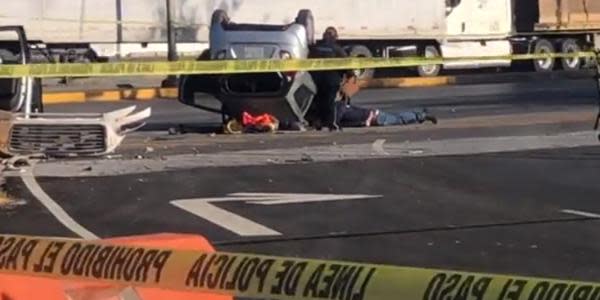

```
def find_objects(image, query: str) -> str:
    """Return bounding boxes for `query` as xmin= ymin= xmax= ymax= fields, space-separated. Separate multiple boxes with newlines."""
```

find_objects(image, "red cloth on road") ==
xmin=242 ymin=112 xmax=278 ymax=127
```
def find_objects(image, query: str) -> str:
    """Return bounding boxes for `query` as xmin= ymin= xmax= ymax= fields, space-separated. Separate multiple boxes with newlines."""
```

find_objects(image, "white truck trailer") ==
xmin=0 ymin=0 xmax=599 ymax=77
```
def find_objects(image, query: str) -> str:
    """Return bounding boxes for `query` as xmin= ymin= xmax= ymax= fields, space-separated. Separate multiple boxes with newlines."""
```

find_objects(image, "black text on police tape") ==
xmin=0 ymin=237 xmax=40 ymax=272
xmin=0 ymin=237 xmax=172 ymax=284
xmin=424 ymin=273 xmax=600 ymax=300
xmin=186 ymin=253 xmax=376 ymax=300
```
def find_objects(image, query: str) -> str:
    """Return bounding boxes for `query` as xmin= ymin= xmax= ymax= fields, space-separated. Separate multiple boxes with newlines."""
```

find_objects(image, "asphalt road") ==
xmin=4 ymin=146 xmax=600 ymax=281
xmin=3 ymin=76 xmax=600 ymax=283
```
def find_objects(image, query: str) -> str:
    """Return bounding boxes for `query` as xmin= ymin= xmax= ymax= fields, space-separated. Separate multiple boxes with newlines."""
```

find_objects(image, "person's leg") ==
xmin=322 ymin=83 xmax=341 ymax=130
xmin=375 ymin=109 xmax=436 ymax=126
xmin=334 ymin=101 xmax=349 ymax=126
xmin=339 ymin=104 xmax=373 ymax=127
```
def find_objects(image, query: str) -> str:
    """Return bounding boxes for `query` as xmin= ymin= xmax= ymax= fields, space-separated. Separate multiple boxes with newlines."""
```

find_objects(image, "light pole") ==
xmin=116 ymin=0 xmax=123 ymax=58
xmin=162 ymin=0 xmax=179 ymax=87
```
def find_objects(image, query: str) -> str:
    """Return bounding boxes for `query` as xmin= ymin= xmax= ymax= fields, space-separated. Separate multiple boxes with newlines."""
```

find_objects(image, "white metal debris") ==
xmin=0 ymin=105 xmax=151 ymax=157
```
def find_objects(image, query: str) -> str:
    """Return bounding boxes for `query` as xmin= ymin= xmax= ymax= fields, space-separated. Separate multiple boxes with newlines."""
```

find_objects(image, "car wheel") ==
xmin=211 ymin=9 xmax=230 ymax=27
xmin=197 ymin=49 xmax=211 ymax=61
xmin=295 ymin=9 xmax=315 ymax=45
xmin=560 ymin=39 xmax=582 ymax=71
xmin=348 ymin=45 xmax=375 ymax=80
xmin=533 ymin=39 xmax=555 ymax=72
xmin=417 ymin=45 xmax=442 ymax=77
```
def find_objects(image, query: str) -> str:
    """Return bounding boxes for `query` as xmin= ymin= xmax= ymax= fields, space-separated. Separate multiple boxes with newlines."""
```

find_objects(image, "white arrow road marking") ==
xmin=171 ymin=193 xmax=381 ymax=237
xmin=561 ymin=209 xmax=600 ymax=219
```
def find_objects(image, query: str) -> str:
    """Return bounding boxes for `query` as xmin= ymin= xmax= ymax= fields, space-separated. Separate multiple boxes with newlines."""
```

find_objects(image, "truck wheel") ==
xmin=417 ymin=45 xmax=441 ymax=77
xmin=295 ymin=9 xmax=315 ymax=45
xmin=211 ymin=9 xmax=230 ymax=27
xmin=560 ymin=39 xmax=582 ymax=71
xmin=348 ymin=45 xmax=375 ymax=80
xmin=533 ymin=39 xmax=555 ymax=72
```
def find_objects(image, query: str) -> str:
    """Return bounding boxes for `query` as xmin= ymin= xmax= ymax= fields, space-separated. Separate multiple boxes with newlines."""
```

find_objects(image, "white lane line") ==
xmin=21 ymin=167 xmax=98 ymax=240
xmin=561 ymin=209 xmax=600 ymax=219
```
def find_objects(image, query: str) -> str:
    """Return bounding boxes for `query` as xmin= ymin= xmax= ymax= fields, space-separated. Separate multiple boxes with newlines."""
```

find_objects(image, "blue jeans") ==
xmin=375 ymin=109 xmax=426 ymax=126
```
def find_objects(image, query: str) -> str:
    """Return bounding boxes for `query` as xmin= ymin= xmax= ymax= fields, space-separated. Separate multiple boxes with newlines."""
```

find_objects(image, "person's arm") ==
xmin=332 ymin=44 xmax=348 ymax=58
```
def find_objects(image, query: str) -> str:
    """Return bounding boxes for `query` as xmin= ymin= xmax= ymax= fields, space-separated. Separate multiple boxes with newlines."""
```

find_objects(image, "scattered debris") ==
xmin=1 ymin=106 xmax=151 ymax=157
xmin=301 ymin=153 xmax=314 ymax=162
xmin=407 ymin=150 xmax=425 ymax=155
xmin=0 ymin=198 xmax=27 ymax=211
xmin=372 ymin=139 xmax=389 ymax=156
xmin=5 ymin=156 xmax=31 ymax=171
xmin=168 ymin=126 xmax=185 ymax=135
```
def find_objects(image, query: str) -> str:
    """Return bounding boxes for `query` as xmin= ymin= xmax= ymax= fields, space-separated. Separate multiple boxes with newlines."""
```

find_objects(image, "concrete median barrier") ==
xmin=41 ymin=69 xmax=594 ymax=104
xmin=42 ymin=77 xmax=455 ymax=104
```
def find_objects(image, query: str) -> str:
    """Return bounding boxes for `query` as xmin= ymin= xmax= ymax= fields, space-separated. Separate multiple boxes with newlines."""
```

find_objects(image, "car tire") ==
xmin=417 ymin=45 xmax=442 ymax=77
xmin=295 ymin=9 xmax=315 ymax=45
xmin=560 ymin=39 xmax=582 ymax=71
xmin=348 ymin=45 xmax=375 ymax=80
xmin=211 ymin=9 xmax=230 ymax=27
xmin=533 ymin=39 xmax=555 ymax=72
xmin=197 ymin=49 xmax=211 ymax=61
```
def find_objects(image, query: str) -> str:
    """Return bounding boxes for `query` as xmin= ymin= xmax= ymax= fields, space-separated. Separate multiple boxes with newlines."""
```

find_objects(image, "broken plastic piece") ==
xmin=0 ymin=106 xmax=151 ymax=157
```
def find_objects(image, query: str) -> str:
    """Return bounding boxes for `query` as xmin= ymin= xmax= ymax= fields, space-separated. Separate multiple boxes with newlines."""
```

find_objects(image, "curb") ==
xmin=43 ymin=87 xmax=178 ymax=104
xmin=41 ymin=70 xmax=593 ymax=104
xmin=42 ymin=77 xmax=454 ymax=104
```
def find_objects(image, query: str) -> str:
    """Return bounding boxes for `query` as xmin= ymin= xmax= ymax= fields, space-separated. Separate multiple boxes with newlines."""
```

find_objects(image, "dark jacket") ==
xmin=309 ymin=40 xmax=350 ymax=83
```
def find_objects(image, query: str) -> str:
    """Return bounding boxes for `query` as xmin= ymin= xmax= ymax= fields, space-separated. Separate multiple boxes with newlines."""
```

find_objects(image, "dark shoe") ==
xmin=328 ymin=123 xmax=342 ymax=132
xmin=312 ymin=120 xmax=324 ymax=131
xmin=424 ymin=115 xmax=438 ymax=125
xmin=290 ymin=122 xmax=307 ymax=132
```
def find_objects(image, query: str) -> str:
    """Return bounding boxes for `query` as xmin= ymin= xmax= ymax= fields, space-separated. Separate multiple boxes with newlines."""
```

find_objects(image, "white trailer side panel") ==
xmin=0 ymin=0 xmax=170 ymax=43
xmin=446 ymin=0 xmax=513 ymax=38
xmin=214 ymin=0 xmax=447 ymax=40
xmin=0 ymin=0 xmax=447 ymax=43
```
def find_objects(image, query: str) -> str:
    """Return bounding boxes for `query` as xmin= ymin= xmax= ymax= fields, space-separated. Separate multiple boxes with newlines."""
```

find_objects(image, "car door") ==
xmin=0 ymin=26 xmax=42 ymax=113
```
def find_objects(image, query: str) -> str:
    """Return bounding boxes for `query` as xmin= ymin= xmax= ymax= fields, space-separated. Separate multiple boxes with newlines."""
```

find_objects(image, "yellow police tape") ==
xmin=1 ymin=234 xmax=600 ymax=300
xmin=0 ymin=52 xmax=596 ymax=78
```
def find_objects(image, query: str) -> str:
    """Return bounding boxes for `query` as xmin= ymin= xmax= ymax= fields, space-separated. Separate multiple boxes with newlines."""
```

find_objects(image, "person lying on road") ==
xmin=333 ymin=73 xmax=437 ymax=128
xmin=335 ymin=101 xmax=438 ymax=128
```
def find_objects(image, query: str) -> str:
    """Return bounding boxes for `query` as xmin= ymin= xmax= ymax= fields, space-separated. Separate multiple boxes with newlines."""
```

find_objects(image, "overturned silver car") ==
xmin=179 ymin=9 xmax=317 ymax=128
